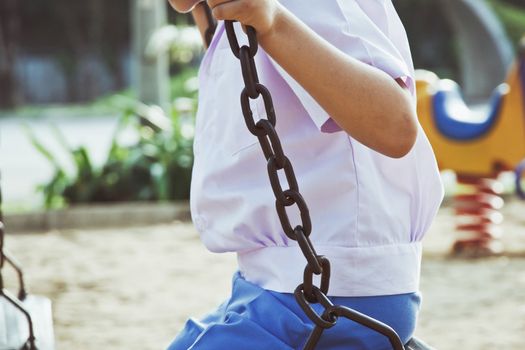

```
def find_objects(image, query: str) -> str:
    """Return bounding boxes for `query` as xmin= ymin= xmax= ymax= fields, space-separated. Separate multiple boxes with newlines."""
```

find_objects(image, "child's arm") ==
xmin=208 ymin=0 xmax=417 ymax=158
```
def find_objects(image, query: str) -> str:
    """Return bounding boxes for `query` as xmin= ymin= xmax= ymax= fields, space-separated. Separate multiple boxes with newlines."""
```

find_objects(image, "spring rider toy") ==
xmin=416 ymin=39 xmax=525 ymax=256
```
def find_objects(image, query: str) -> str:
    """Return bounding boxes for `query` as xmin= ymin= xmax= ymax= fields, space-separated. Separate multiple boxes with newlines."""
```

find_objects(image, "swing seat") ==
xmin=432 ymin=79 xmax=508 ymax=141
xmin=0 ymin=294 xmax=55 ymax=350
xmin=406 ymin=337 xmax=435 ymax=350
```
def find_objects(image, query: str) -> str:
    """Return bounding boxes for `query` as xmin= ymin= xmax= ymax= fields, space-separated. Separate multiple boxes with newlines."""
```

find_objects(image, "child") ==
xmin=167 ymin=0 xmax=444 ymax=349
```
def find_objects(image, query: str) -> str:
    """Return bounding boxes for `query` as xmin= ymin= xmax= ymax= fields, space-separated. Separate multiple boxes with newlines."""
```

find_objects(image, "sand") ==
xmin=2 ymin=200 xmax=525 ymax=350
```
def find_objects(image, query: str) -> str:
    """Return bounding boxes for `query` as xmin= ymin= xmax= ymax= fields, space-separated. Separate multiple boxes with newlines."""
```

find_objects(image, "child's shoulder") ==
xmin=279 ymin=0 xmax=405 ymax=44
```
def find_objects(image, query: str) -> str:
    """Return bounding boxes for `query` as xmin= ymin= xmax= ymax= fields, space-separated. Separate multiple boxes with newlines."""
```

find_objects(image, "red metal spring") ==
xmin=452 ymin=176 xmax=505 ymax=257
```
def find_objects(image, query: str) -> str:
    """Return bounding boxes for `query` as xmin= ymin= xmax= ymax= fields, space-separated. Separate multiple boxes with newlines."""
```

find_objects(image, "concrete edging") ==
xmin=4 ymin=201 xmax=191 ymax=233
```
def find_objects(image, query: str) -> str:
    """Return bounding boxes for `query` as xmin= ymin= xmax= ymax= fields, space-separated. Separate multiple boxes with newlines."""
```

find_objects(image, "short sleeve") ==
xmin=266 ymin=0 xmax=415 ymax=132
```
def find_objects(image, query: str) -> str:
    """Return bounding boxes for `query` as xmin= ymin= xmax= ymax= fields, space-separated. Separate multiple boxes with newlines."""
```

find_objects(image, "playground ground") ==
xmin=3 ymin=200 xmax=525 ymax=350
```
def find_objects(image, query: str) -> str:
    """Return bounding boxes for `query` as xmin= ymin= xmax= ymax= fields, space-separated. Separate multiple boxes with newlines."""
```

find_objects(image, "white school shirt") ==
xmin=190 ymin=0 xmax=444 ymax=296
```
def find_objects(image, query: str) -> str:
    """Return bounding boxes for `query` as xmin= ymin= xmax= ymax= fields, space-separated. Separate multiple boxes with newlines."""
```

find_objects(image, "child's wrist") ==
xmin=258 ymin=3 xmax=287 ymax=46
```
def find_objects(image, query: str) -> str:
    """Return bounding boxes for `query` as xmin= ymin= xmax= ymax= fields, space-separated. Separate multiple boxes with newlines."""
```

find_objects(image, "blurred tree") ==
xmin=0 ymin=0 xmax=21 ymax=107
xmin=2 ymin=0 xmax=133 ymax=105
xmin=394 ymin=0 xmax=460 ymax=79
xmin=395 ymin=0 xmax=525 ymax=82
xmin=0 ymin=0 xmax=193 ymax=107
xmin=3 ymin=0 xmax=522 ymax=107
xmin=488 ymin=0 xmax=525 ymax=49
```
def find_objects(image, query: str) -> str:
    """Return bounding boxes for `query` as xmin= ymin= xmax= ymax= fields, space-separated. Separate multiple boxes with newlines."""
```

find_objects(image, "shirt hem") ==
xmin=237 ymin=242 xmax=422 ymax=297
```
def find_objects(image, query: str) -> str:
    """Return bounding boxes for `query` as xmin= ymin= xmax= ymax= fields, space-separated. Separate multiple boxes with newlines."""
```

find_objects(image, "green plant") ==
xmin=24 ymin=19 xmax=202 ymax=209
xmin=488 ymin=0 xmax=525 ymax=51
xmin=27 ymin=94 xmax=197 ymax=208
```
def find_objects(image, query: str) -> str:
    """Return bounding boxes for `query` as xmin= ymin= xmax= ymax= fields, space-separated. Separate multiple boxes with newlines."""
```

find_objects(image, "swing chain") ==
xmin=224 ymin=20 xmax=330 ymax=349
xmin=224 ymin=20 xmax=325 ymax=288
xmin=1 ymin=175 xmax=5 ymax=283
xmin=224 ymin=20 xmax=405 ymax=350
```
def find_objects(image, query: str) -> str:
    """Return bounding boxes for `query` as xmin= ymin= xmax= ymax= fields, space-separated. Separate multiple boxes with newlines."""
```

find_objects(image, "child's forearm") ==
xmin=258 ymin=5 xmax=417 ymax=158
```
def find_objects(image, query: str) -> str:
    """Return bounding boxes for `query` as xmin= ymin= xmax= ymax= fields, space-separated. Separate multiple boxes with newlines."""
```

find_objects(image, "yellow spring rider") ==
xmin=415 ymin=40 xmax=525 ymax=256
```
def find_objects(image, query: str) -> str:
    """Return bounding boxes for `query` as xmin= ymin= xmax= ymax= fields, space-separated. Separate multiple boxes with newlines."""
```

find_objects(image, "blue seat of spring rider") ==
xmin=432 ymin=79 xmax=509 ymax=141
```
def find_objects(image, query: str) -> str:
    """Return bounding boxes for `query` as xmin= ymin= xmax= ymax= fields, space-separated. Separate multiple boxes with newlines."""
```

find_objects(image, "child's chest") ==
xmin=194 ymin=23 xmax=312 ymax=160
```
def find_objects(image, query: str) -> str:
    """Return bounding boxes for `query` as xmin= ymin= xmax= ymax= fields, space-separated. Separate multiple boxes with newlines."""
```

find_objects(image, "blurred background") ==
xmin=1 ymin=0 xmax=525 ymax=349
xmin=0 ymin=0 xmax=524 ymax=211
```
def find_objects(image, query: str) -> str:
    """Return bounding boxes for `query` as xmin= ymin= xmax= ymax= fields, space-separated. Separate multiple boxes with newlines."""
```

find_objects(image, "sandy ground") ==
xmin=2 ymin=201 xmax=525 ymax=350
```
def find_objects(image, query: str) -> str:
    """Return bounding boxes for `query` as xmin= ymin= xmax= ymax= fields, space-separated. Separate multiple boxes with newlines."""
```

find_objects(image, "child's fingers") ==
xmin=207 ymin=0 xmax=275 ymax=36
xmin=207 ymin=0 xmax=252 ymax=22
xmin=207 ymin=0 xmax=237 ymax=7
xmin=169 ymin=0 xmax=205 ymax=13
xmin=208 ymin=0 xmax=241 ymax=21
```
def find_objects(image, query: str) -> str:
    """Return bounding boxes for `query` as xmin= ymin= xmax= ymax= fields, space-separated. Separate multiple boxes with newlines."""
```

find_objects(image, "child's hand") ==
xmin=207 ymin=0 xmax=282 ymax=37
xmin=168 ymin=0 xmax=204 ymax=13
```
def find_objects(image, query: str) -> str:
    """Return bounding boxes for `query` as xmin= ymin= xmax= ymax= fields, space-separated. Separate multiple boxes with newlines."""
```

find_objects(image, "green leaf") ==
xmin=23 ymin=124 xmax=63 ymax=170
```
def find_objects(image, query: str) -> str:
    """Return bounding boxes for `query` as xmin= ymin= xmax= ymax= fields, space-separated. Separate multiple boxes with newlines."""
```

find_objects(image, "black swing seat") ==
xmin=0 ymin=293 xmax=55 ymax=350
xmin=406 ymin=337 xmax=435 ymax=350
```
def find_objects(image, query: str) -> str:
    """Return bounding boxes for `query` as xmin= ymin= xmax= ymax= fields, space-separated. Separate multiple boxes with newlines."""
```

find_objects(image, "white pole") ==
xmin=132 ymin=0 xmax=170 ymax=110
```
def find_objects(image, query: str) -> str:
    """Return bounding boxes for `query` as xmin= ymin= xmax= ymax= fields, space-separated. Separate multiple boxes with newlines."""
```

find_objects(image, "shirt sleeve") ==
xmin=266 ymin=0 xmax=415 ymax=133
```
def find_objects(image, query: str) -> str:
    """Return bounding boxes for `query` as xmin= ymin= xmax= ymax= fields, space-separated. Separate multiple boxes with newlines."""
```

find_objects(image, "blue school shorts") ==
xmin=167 ymin=272 xmax=420 ymax=350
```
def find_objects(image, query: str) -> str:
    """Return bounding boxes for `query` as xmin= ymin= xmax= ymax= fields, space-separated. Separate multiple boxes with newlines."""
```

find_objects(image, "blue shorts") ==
xmin=167 ymin=272 xmax=420 ymax=350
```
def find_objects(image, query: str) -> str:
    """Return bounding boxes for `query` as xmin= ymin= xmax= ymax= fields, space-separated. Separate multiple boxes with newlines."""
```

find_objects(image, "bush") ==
xmin=26 ymin=23 xmax=201 ymax=208
xmin=488 ymin=0 xmax=525 ymax=50
xmin=28 ymin=89 xmax=197 ymax=208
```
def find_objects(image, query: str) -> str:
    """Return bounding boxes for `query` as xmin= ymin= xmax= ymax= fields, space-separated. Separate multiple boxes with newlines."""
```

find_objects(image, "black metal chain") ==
xmin=0 ymin=176 xmax=37 ymax=349
xmin=0 ymin=173 xmax=5 ymax=287
xmin=223 ymin=20 xmax=406 ymax=350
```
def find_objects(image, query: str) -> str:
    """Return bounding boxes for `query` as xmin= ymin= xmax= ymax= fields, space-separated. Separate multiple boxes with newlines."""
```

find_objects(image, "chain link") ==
xmin=0 ymin=171 xmax=37 ymax=349
xmin=302 ymin=255 xmax=330 ymax=301
xmin=267 ymin=155 xmax=298 ymax=206
xmin=240 ymin=46 xmax=260 ymax=98
xmin=241 ymin=84 xmax=276 ymax=136
xmin=222 ymin=19 xmax=405 ymax=350
xmin=0 ymin=173 xmax=5 ymax=276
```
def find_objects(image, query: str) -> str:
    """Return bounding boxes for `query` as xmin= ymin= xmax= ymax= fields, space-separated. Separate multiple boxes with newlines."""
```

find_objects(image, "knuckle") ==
xmin=212 ymin=6 xmax=223 ymax=19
